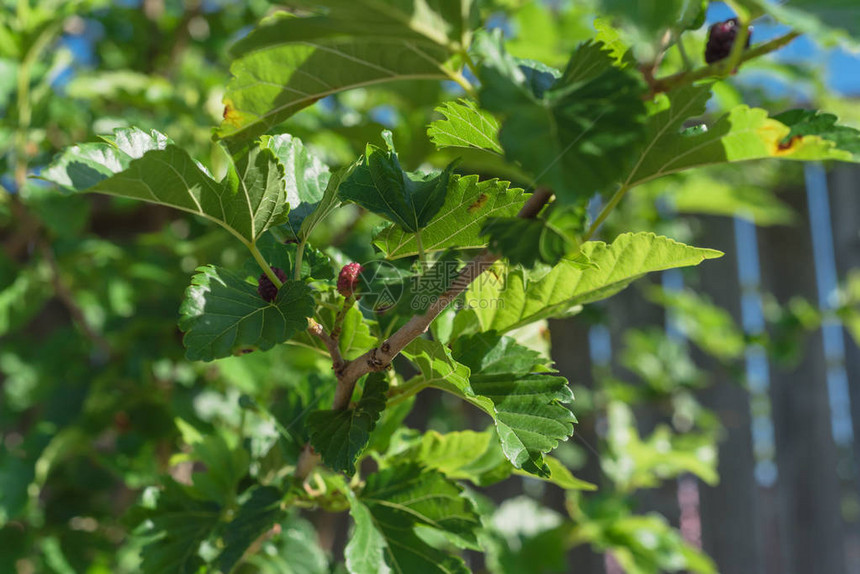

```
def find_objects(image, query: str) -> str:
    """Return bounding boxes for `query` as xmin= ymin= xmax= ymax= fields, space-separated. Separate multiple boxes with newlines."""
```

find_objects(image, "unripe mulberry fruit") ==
xmin=257 ymin=267 xmax=288 ymax=302
xmin=337 ymin=263 xmax=363 ymax=298
xmin=705 ymin=18 xmax=752 ymax=64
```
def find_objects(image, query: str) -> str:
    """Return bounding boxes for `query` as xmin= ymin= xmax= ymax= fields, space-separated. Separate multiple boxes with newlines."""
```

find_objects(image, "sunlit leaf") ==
xmin=467 ymin=232 xmax=723 ymax=333
xmin=43 ymin=128 xmax=289 ymax=245
xmin=427 ymin=98 xmax=503 ymax=154
xmin=373 ymin=174 xmax=526 ymax=258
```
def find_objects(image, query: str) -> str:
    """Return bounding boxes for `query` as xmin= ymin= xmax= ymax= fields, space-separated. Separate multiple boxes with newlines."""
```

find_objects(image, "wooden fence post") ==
xmin=827 ymin=164 xmax=860 ymax=571
xmin=694 ymin=215 xmax=766 ymax=573
xmin=550 ymin=317 xmax=605 ymax=573
xmin=606 ymin=281 xmax=682 ymax=526
xmin=757 ymin=186 xmax=846 ymax=574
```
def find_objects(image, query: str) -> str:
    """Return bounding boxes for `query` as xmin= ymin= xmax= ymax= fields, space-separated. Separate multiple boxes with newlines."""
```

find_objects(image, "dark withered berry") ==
xmin=337 ymin=262 xmax=364 ymax=298
xmin=257 ymin=267 xmax=288 ymax=302
xmin=705 ymin=18 xmax=752 ymax=64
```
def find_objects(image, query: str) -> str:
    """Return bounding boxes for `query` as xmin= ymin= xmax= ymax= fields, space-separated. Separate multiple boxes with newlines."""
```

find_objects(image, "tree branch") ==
xmin=648 ymin=30 xmax=801 ymax=96
xmin=308 ymin=318 xmax=345 ymax=374
xmin=294 ymin=187 xmax=554 ymax=480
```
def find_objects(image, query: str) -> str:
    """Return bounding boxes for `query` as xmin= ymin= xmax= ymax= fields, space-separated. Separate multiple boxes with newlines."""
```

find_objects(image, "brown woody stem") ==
xmin=648 ymin=30 xmax=801 ymax=96
xmin=293 ymin=187 xmax=553 ymax=480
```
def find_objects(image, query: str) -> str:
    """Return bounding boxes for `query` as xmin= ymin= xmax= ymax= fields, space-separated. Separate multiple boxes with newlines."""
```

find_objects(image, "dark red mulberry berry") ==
xmin=257 ymin=267 xmax=288 ymax=302
xmin=705 ymin=18 xmax=752 ymax=64
xmin=337 ymin=263 xmax=363 ymax=298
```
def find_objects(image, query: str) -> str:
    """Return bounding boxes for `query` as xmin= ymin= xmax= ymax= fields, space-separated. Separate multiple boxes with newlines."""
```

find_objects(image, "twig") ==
xmin=308 ymin=318 xmax=345 ymax=374
xmin=640 ymin=30 xmax=673 ymax=88
xmin=293 ymin=188 xmax=554 ymax=480
xmin=648 ymin=30 xmax=801 ymax=96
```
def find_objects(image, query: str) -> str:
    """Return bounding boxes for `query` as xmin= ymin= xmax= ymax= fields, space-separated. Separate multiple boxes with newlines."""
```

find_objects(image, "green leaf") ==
xmin=340 ymin=132 xmax=456 ymax=233
xmin=135 ymin=480 xmax=221 ymax=574
xmin=373 ymin=174 xmax=527 ymax=259
xmin=774 ymin=109 xmax=860 ymax=155
xmin=217 ymin=486 xmax=286 ymax=574
xmin=178 ymin=265 xmax=315 ymax=362
xmin=467 ymin=232 xmax=723 ymax=333
xmin=451 ymin=332 xmax=544 ymax=375
xmin=403 ymin=338 xmax=575 ymax=477
xmin=391 ymin=428 xmax=595 ymax=490
xmin=344 ymin=489 xmax=391 ymax=574
xmin=245 ymin=515 xmax=329 ymax=574
xmin=482 ymin=218 xmax=566 ymax=268
xmin=597 ymin=0 xmax=693 ymax=40
xmin=0 ymin=261 xmax=52 ymax=337
xmin=572 ymin=498 xmax=717 ymax=574
xmin=244 ymin=232 xmax=334 ymax=281
xmin=401 ymin=338 xmax=477 ymax=403
xmin=351 ymin=464 xmax=481 ymax=573
xmin=624 ymin=87 xmax=860 ymax=190
xmin=478 ymin=36 xmax=647 ymax=202
xmin=427 ymin=98 xmax=503 ymax=154
xmin=396 ymin=429 xmax=507 ymax=483
xmin=655 ymin=173 xmax=796 ymax=226
xmin=42 ymin=128 xmax=290 ymax=245
xmin=481 ymin=204 xmax=586 ymax=268
xmin=260 ymin=134 xmax=331 ymax=242
xmin=603 ymin=402 xmax=718 ymax=493
xmin=459 ymin=378 xmax=574 ymax=477
xmin=298 ymin=166 xmax=353 ymax=242
xmin=172 ymin=421 xmax=251 ymax=505
xmin=218 ymin=2 xmax=467 ymax=142
xmin=646 ymin=286 xmax=746 ymax=361
xmin=307 ymin=373 xmax=388 ymax=474
xmin=284 ymin=0 xmax=475 ymax=46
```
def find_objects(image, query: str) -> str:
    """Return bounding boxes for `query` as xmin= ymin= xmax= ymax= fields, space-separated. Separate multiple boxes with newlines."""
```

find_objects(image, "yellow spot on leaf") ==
xmin=467 ymin=193 xmax=489 ymax=213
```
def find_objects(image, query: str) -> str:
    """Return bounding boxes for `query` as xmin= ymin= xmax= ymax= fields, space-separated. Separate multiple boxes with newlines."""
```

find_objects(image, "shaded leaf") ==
xmin=245 ymin=515 xmax=329 ymax=574
xmin=340 ymin=132 xmax=455 ymax=233
xmin=218 ymin=486 xmax=286 ymax=573
xmin=178 ymin=265 xmax=315 ymax=361
xmin=481 ymin=204 xmax=586 ymax=268
xmin=134 ymin=480 xmax=221 ymax=574
xmin=350 ymin=464 xmax=480 ymax=573
xmin=478 ymin=36 xmax=647 ymax=202
xmin=243 ymin=232 xmax=334 ymax=281
xmin=307 ymin=373 xmax=388 ymax=474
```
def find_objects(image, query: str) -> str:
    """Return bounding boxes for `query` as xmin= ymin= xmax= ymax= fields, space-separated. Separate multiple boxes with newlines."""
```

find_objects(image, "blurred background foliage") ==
xmin=1 ymin=0 xmax=859 ymax=572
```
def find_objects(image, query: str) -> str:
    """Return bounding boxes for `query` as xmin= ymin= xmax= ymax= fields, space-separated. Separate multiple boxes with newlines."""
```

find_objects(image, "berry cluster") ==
xmin=257 ymin=267 xmax=288 ymax=302
xmin=705 ymin=18 xmax=752 ymax=64
xmin=337 ymin=262 xmax=364 ymax=298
